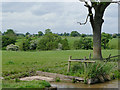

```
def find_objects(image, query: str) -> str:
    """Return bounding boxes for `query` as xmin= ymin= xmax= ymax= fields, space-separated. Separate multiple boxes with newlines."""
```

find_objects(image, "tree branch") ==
xmin=77 ymin=14 xmax=89 ymax=25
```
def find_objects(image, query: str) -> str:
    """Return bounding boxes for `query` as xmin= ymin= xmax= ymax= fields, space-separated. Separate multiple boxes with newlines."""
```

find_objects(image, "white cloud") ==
xmin=2 ymin=2 xmax=118 ymax=34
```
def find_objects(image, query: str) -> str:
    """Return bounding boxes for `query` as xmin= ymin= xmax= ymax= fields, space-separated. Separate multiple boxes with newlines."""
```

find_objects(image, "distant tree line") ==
xmin=1 ymin=29 xmax=119 ymax=51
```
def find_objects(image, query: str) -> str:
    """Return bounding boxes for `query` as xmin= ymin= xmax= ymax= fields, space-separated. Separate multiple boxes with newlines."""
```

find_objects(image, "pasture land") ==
xmin=2 ymin=50 xmax=119 ymax=88
xmin=2 ymin=50 xmax=118 ymax=77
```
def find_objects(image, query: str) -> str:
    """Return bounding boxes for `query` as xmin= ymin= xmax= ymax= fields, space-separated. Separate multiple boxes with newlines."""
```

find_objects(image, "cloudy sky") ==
xmin=1 ymin=2 xmax=118 ymax=34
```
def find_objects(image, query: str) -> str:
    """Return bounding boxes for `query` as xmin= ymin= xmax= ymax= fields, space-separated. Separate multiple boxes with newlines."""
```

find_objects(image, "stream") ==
xmin=51 ymin=79 xmax=119 ymax=88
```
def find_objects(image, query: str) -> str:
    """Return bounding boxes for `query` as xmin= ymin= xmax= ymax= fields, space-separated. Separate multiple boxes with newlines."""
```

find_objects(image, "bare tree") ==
xmin=78 ymin=0 xmax=119 ymax=59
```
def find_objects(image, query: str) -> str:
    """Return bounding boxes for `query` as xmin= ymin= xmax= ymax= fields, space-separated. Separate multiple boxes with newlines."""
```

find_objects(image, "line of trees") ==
xmin=1 ymin=29 xmax=119 ymax=51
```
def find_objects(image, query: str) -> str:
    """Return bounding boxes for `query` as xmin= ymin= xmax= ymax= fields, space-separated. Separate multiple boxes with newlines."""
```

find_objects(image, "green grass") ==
xmin=2 ymin=50 xmax=118 ymax=77
xmin=109 ymin=38 xmax=119 ymax=49
xmin=2 ymin=50 xmax=119 ymax=87
xmin=2 ymin=80 xmax=51 ymax=88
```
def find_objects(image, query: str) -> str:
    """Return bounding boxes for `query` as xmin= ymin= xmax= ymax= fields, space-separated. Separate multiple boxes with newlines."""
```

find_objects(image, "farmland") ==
xmin=2 ymin=50 xmax=118 ymax=78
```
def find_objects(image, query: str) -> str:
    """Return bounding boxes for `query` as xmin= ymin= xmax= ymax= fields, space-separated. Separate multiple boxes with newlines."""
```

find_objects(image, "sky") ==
xmin=1 ymin=2 xmax=118 ymax=34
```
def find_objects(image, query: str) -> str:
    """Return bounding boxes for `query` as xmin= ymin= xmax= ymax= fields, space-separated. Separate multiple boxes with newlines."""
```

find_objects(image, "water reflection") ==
xmin=51 ymin=79 xmax=119 ymax=88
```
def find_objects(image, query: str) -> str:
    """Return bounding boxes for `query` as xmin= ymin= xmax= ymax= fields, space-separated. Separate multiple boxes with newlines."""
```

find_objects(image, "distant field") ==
xmin=2 ymin=50 xmax=118 ymax=78
xmin=109 ymin=38 xmax=119 ymax=49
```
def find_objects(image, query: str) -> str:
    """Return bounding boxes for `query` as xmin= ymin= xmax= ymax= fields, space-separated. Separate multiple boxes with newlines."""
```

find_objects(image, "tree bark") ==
xmin=93 ymin=17 xmax=103 ymax=59
xmin=87 ymin=2 xmax=110 ymax=60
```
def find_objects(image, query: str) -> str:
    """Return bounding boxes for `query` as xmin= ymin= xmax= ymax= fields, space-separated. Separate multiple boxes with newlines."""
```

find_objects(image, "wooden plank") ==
xmin=105 ymin=55 xmax=120 ymax=59
xmin=68 ymin=60 xmax=95 ymax=63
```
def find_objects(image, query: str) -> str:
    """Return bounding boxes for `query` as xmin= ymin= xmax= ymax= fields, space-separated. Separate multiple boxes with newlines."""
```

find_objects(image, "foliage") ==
xmin=70 ymin=31 xmax=80 ymax=37
xmin=6 ymin=44 xmax=19 ymax=51
xmin=18 ymin=38 xmax=31 ymax=51
xmin=2 ymin=36 xmax=16 ymax=49
xmin=73 ymin=37 xmax=92 ymax=50
xmin=70 ymin=61 xmax=118 ymax=79
xmin=37 ymin=33 xmax=62 ymax=50
xmin=61 ymin=38 xmax=70 ymax=50
xmin=112 ymin=34 xmax=117 ymax=38
xmin=30 ymin=40 xmax=37 ymax=50
xmin=81 ymin=34 xmax=86 ymax=37
xmin=58 ymin=43 xmax=62 ymax=50
xmin=101 ymin=32 xmax=112 ymax=49
xmin=63 ymin=32 xmax=70 ymax=36
xmin=4 ymin=29 xmax=16 ymax=38
xmin=25 ymin=32 xmax=30 ymax=36
xmin=38 ymin=31 xmax=43 ymax=36
xmin=45 ymin=29 xmax=52 ymax=35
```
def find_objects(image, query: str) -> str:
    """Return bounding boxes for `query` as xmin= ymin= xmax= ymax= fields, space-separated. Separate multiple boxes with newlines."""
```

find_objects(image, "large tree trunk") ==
xmin=93 ymin=18 xmax=103 ymax=59
xmin=83 ymin=2 xmax=110 ymax=60
xmin=90 ymin=4 xmax=110 ymax=60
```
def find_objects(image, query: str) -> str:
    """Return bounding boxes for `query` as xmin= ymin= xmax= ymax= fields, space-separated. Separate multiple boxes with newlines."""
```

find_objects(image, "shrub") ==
xmin=70 ymin=31 xmax=80 ymax=37
xmin=19 ymin=39 xmax=31 ymax=51
xmin=101 ymin=32 xmax=112 ymax=49
xmin=6 ymin=44 xmax=19 ymax=51
xmin=57 ymin=43 xmax=62 ymax=50
xmin=37 ymin=33 xmax=62 ymax=50
xmin=61 ymin=38 xmax=70 ymax=50
xmin=73 ymin=37 xmax=92 ymax=50
xmin=70 ymin=61 xmax=118 ymax=79
xmin=2 ymin=36 xmax=16 ymax=48
xmin=30 ymin=40 xmax=37 ymax=50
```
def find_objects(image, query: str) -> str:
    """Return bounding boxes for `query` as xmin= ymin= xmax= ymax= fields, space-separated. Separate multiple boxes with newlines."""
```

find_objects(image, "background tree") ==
xmin=38 ymin=31 xmax=43 ymax=36
xmin=45 ymin=29 xmax=52 ymax=35
xmin=70 ymin=31 xmax=80 ymax=37
xmin=61 ymin=38 xmax=70 ymax=50
xmin=2 ymin=36 xmax=16 ymax=49
xmin=112 ymin=33 xmax=117 ymax=38
xmin=26 ymin=32 xmax=30 ymax=36
xmin=81 ymin=34 xmax=86 ymax=37
xmin=78 ymin=0 xmax=119 ymax=59
xmin=37 ymin=33 xmax=62 ymax=50
xmin=63 ymin=32 xmax=70 ymax=36
xmin=101 ymin=32 xmax=112 ymax=49
xmin=73 ymin=37 xmax=92 ymax=50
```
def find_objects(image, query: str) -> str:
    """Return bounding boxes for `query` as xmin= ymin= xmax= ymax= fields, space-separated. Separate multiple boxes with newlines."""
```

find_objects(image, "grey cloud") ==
xmin=2 ymin=2 xmax=118 ymax=34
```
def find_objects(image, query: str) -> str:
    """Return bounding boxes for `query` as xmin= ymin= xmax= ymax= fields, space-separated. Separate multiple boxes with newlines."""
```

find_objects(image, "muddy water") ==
xmin=51 ymin=79 xmax=119 ymax=88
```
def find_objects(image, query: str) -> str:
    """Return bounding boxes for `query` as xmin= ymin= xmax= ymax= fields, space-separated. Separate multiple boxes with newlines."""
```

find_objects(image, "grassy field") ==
xmin=2 ymin=50 xmax=119 ymax=88
xmin=2 ymin=50 xmax=118 ymax=77
xmin=109 ymin=38 xmax=119 ymax=49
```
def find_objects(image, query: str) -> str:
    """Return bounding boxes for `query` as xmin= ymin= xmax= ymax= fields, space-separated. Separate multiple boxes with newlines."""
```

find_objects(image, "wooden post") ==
xmin=67 ymin=56 xmax=72 ymax=73
xmin=69 ymin=56 xmax=72 ymax=60
xmin=67 ymin=61 xmax=71 ymax=73
xmin=84 ymin=56 xmax=87 ymax=73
